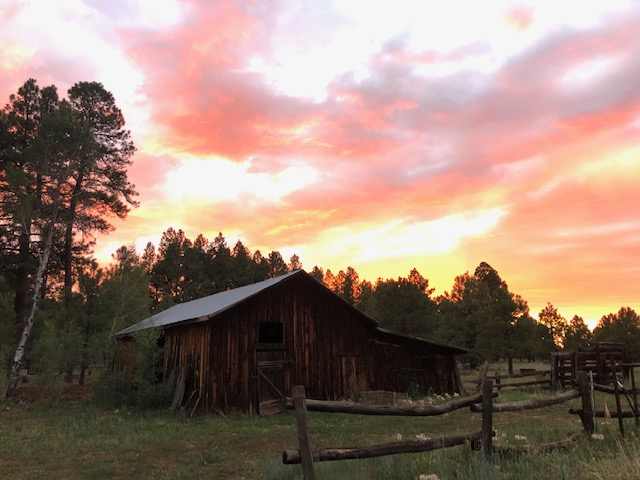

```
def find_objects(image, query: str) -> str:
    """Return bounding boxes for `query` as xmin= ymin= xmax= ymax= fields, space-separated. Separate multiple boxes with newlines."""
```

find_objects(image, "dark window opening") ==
xmin=258 ymin=321 xmax=284 ymax=346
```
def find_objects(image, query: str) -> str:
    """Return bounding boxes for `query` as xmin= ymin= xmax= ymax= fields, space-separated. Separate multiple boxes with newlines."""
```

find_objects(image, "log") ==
xmin=484 ymin=370 xmax=551 ymax=381
xmin=481 ymin=379 xmax=493 ymax=460
xmin=631 ymin=367 xmax=639 ymax=428
xmin=592 ymin=383 xmax=640 ymax=395
xmin=470 ymin=390 xmax=580 ymax=413
xmin=477 ymin=361 xmax=490 ymax=391
xmin=614 ymin=375 xmax=625 ymax=436
xmin=494 ymin=379 xmax=551 ymax=390
xmin=495 ymin=433 xmax=579 ymax=455
xmin=577 ymin=372 xmax=595 ymax=435
xmin=282 ymin=431 xmax=482 ymax=464
xmin=569 ymin=408 xmax=637 ymax=418
xmin=292 ymin=386 xmax=315 ymax=479
xmin=286 ymin=392 xmax=496 ymax=416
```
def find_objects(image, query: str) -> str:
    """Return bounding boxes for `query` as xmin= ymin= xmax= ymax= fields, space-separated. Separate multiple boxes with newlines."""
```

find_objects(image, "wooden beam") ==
xmin=470 ymin=390 xmax=580 ymax=413
xmin=282 ymin=431 xmax=482 ymax=464
xmin=493 ymin=379 xmax=551 ymax=390
xmin=292 ymin=385 xmax=315 ymax=480
xmin=481 ymin=379 xmax=493 ymax=460
xmin=614 ymin=374 xmax=625 ymax=436
xmin=569 ymin=408 xmax=637 ymax=418
xmin=286 ymin=391 xmax=496 ymax=416
xmin=593 ymin=383 xmax=640 ymax=395
xmin=495 ymin=433 xmax=580 ymax=455
xmin=577 ymin=371 xmax=594 ymax=435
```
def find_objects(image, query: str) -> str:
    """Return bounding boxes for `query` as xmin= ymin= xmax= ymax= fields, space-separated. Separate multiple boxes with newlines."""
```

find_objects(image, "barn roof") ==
xmin=115 ymin=269 xmax=466 ymax=355
xmin=115 ymin=270 xmax=300 ymax=337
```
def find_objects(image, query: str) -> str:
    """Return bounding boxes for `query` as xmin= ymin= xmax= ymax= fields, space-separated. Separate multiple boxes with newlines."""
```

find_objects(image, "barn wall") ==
xmin=162 ymin=275 xmax=459 ymax=413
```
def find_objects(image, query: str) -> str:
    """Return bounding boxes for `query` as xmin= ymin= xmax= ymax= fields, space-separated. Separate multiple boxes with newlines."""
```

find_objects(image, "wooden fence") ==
xmin=567 ymin=363 xmax=640 ymax=436
xmin=281 ymin=368 xmax=612 ymax=479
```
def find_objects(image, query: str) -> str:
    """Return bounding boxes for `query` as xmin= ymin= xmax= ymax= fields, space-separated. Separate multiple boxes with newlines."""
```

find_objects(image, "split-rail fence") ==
xmin=281 ymin=365 xmax=640 ymax=480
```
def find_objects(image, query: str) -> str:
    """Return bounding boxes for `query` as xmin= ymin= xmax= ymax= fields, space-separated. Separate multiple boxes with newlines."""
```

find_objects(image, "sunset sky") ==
xmin=1 ymin=0 xmax=639 ymax=326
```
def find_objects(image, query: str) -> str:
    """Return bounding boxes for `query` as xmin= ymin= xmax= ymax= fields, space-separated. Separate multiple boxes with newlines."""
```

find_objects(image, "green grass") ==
xmin=1 ymin=367 xmax=640 ymax=479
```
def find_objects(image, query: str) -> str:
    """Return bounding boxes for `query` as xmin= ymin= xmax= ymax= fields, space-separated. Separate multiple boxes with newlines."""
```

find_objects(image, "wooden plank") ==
xmin=286 ymin=391 xmax=495 ymax=416
xmin=481 ymin=379 xmax=493 ymax=460
xmin=614 ymin=373 xmax=625 ymax=436
xmin=593 ymin=383 xmax=640 ymax=395
xmin=470 ymin=390 xmax=580 ymax=413
xmin=631 ymin=367 xmax=639 ymax=428
xmin=292 ymin=385 xmax=315 ymax=480
xmin=493 ymin=379 xmax=551 ymax=390
xmin=569 ymin=408 xmax=636 ymax=418
xmin=282 ymin=431 xmax=482 ymax=464
xmin=495 ymin=433 xmax=580 ymax=455
xmin=577 ymin=371 xmax=594 ymax=435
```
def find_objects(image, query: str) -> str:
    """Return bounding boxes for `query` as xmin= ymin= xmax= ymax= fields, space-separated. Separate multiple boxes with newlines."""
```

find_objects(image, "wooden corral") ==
xmin=116 ymin=270 xmax=465 ymax=414
xmin=551 ymin=342 xmax=626 ymax=388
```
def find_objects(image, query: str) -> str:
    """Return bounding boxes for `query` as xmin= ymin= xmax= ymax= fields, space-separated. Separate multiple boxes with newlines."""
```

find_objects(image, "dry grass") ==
xmin=1 ymin=363 xmax=639 ymax=479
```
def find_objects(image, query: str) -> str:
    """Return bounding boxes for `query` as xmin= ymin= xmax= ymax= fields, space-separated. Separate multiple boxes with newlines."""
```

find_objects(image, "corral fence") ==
xmin=281 ymin=365 xmax=640 ymax=479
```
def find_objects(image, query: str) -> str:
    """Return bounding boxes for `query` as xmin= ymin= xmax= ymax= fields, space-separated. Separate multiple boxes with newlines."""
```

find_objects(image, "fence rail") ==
xmin=470 ymin=390 xmax=580 ymax=413
xmin=282 ymin=369 xmax=637 ymax=479
xmin=282 ymin=431 xmax=484 ymax=464
xmin=285 ymin=391 xmax=494 ymax=416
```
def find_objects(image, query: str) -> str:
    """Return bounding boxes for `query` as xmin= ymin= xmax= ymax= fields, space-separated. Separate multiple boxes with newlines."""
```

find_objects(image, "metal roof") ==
xmin=114 ymin=269 xmax=466 ymax=355
xmin=114 ymin=270 xmax=301 ymax=337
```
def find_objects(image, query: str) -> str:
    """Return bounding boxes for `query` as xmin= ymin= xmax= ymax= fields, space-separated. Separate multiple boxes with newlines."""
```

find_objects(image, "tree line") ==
xmin=1 ymin=78 xmax=639 ymax=398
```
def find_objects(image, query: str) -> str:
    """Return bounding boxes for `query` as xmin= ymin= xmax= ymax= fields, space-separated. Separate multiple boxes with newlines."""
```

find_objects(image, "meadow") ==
xmin=2 ymin=367 xmax=640 ymax=480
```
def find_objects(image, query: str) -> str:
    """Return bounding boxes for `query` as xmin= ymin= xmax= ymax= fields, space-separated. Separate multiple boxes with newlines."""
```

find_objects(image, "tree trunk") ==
xmin=507 ymin=355 xmax=514 ymax=375
xmin=5 ymin=224 xmax=56 ymax=399
xmin=62 ymin=173 xmax=83 ymax=384
xmin=13 ymin=227 xmax=31 ymax=344
xmin=78 ymin=319 xmax=91 ymax=386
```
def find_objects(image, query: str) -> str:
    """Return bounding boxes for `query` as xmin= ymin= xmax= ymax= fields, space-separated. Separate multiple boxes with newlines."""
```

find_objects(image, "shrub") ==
xmin=94 ymin=331 xmax=174 ymax=409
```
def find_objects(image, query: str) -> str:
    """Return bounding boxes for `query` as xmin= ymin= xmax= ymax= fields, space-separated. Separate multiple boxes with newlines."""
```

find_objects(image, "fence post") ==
xmin=292 ymin=385 xmax=316 ymax=480
xmin=481 ymin=379 xmax=493 ymax=460
xmin=614 ymin=368 xmax=625 ymax=436
xmin=631 ymin=366 xmax=639 ymax=429
xmin=551 ymin=353 xmax=558 ymax=391
xmin=577 ymin=371 xmax=594 ymax=435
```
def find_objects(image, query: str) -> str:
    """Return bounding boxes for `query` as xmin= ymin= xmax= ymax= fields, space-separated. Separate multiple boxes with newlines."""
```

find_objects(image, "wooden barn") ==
xmin=115 ymin=270 xmax=466 ymax=414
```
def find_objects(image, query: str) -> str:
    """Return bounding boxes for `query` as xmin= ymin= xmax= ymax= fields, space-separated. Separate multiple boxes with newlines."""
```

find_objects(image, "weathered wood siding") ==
xmin=162 ymin=275 xmax=459 ymax=413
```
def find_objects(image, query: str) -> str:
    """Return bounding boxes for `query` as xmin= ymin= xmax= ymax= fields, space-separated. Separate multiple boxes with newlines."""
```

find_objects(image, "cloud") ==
xmin=2 ymin=0 xmax=640 ymax=323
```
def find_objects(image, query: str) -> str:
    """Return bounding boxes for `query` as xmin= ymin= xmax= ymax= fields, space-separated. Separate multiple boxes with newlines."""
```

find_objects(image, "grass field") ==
xmin=1 ymin=370 xmax=640 ymax=479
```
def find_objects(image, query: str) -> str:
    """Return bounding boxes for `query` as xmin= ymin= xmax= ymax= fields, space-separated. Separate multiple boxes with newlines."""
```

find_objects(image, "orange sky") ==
xmin=1 ymin=0 xmax=639 ymax=327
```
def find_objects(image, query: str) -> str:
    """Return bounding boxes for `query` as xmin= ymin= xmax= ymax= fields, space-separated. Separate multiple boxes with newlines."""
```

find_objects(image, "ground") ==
xmin=1 ymin=365 xmax=639 ymax=479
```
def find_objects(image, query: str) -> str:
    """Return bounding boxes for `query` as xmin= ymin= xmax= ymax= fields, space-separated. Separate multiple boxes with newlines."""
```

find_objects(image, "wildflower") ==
xmin=591 ymin=433 xmax=605 ymax=441
xmin=395 ymin=433 xmax=403 ymax=441
xmin=416 ymin=433 xmax=432 ymax=441
xmin=514 ymin=434 xmax=527 ymax=441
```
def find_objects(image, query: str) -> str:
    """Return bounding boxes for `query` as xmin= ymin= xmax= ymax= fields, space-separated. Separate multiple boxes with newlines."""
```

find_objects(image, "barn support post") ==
xmin=292 ymin=385 xmax=316 ymax=480
xmin=481 ymin=379 xmax=493 ymax=460
xmin=577 ymin=371 xmax=594 ymax=435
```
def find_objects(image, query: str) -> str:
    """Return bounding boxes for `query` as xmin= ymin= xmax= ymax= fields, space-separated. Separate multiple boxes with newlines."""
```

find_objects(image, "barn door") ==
xmin=256 ymin=356 xmax=288 ymax=415
xmin=255 ymin=317 xmax=289 ymax=415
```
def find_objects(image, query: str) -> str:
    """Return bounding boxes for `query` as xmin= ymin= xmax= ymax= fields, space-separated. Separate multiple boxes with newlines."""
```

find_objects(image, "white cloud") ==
xmin=163 ymin=155 xmax=320 ymax=204
xmin=309 ymin=207 xmax=507 ymax=263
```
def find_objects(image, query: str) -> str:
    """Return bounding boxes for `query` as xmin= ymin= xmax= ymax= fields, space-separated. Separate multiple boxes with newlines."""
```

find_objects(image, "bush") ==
xmin=94 ymin=370 xmax=138 ymax=408
xmin=94 ymin=331 xmax=174 ymax=410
